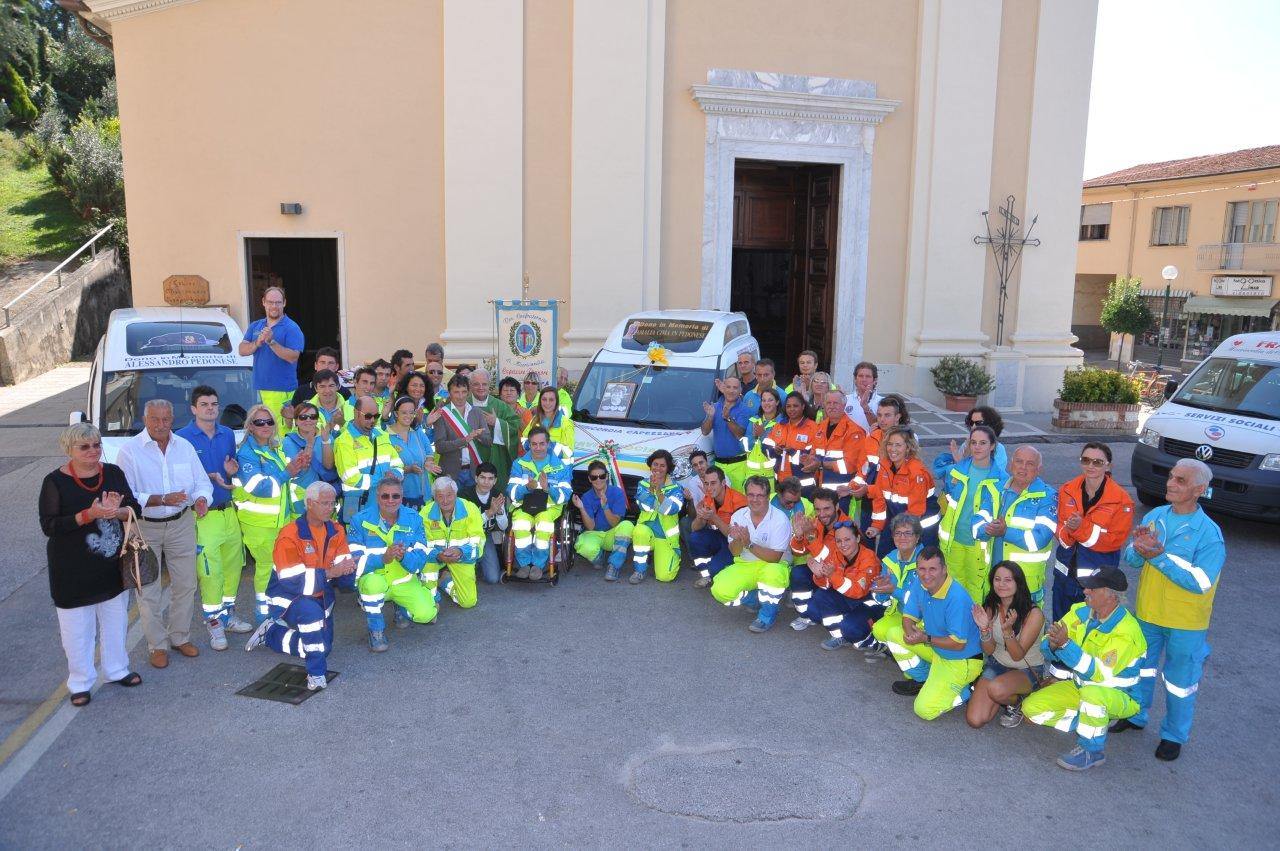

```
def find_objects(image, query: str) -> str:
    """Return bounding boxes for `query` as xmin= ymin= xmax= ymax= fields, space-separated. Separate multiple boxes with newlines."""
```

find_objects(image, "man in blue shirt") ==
xmin=175 ymin=385 xmax=250 ymax=650
xmin=892 ymin=546 xmax=983 ymax=720
xmin=572 ymin=460 xmax=634 ymax=580
xmin=238 ymin=286 xmax=304 ymax=435
xmin=700 ymin=376 xmax=752 ymax=491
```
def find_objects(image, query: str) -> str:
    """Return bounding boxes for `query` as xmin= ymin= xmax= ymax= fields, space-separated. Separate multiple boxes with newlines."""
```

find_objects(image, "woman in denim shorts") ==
xmin=966 ymin=560 xmax=1047 ymax=729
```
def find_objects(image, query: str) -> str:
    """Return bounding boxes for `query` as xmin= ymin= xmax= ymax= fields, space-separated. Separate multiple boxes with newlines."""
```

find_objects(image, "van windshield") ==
xmin=1172 ymin=356 xmax=1280 ymax=421
xmin=573 ymin=362 xmax=717 ymax=430
xmin=101 ymin=366 xmax=256 ymax=435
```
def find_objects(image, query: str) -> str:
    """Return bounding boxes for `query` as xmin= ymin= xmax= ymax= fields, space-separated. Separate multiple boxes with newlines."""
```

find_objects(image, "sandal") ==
xmin=70 ymin=691 xmax=91 ymax=707
xmin=109 ymin=672 xmax=142 ymax=687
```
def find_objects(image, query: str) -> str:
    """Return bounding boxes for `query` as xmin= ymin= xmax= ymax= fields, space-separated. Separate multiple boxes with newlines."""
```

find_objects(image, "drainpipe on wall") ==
xmin=1124 ymin=186 xmax=1141 ymax=277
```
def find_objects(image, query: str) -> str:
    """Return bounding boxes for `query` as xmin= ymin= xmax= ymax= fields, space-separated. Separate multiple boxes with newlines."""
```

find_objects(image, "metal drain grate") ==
xmin=236 ymin=663 xmax=338 ymax=704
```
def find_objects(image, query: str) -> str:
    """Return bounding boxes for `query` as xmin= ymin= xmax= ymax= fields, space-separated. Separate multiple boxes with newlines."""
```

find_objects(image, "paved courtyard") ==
xmin=0 ymin=371 xmax=1274 ymax=847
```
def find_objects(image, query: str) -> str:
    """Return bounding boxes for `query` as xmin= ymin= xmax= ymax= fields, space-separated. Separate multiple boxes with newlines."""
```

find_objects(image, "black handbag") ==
xmin=119 ymin=508 xmax=160 ymax=590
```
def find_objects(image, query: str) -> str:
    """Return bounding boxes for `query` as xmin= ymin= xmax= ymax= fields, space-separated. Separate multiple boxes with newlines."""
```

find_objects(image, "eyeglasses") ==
xmin=588 ymin=473 xmax=608 ymax=481
xmin=73 ymin=442 xmax=103 ymax=451
xmin=891 ymin=529 xmax=917 ymax=538
xmin=250 ymin=418 xmax=275 ymax=427
xmin=295 ymin=413 xmax=319 ymax=421
xmin=1079 ymin=456 xmax=1108 ymax=467
xmin=359 ymin=412 xmax=377 ymax=420
xmin=378 ymin=493 xmax=403 ymax=501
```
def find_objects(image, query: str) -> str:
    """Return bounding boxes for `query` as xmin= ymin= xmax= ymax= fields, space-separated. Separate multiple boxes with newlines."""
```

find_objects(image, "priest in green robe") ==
xmin=468 ymin=368 xmax=523 ymax=491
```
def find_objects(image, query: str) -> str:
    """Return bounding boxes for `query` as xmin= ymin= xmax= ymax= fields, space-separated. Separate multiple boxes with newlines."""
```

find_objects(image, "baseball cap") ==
xmin=1079 ymin=566 xmax=1127 ymax=593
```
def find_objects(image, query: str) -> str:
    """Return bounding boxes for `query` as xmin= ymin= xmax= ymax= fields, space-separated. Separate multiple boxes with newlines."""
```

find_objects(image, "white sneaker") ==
xmin=306 ymin=674 xmax=328 ymax=691
xmin=1000 ymin=703 xmax=1024 ymax=728
xmin=224 ymin=614 xmax=254 ymax=634
xmin=206 ymin=619 xmax=228 ymax=651
xmin=790 ymin=616 xmax=811 ymax=631
xmin=244 ymin=618 xmax=272 ymax=652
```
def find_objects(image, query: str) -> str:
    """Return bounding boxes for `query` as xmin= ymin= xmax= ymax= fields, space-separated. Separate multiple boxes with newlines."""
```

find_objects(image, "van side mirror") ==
xmin=1163 ymin=379 xmax=1178 ymax=400
xmin=69 ymin=411 xmax=86 ymax=426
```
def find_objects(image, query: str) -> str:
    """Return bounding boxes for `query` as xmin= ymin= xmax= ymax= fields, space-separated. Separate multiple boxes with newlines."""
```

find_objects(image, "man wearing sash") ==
xmin=468 ymin=368 xmax=522 ymax=492
xmin=432 ymin=375 xmax=490 ymax=490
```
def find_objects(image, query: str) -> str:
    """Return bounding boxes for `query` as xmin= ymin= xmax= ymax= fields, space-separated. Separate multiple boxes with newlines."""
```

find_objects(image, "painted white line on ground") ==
xmin=0 ymin=613 xmax=145 ymax=804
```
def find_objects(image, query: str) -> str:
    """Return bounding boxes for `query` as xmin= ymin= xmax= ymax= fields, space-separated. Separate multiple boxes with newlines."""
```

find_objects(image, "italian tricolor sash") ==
xmin=440 ymin=404 xmax=482 ymax=466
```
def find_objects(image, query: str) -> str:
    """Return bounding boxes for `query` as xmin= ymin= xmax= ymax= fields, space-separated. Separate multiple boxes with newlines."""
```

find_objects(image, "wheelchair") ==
xmin=501 ymin=503 xmax=579 ymax=587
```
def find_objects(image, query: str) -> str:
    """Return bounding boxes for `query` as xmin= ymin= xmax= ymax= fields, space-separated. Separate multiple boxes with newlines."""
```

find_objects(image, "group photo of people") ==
xmin=39 ymin=288 xmax=1226 ymax=774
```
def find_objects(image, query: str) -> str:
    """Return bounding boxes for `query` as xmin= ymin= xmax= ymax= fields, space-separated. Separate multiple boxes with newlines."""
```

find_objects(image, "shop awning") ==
xmin=1183 ymin=295 xmax=1279 ymax=317
xmin=1140 ymin=288 xmax=1192 ymax=299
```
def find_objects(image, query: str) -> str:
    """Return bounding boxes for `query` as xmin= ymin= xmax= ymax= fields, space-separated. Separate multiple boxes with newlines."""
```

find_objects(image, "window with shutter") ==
xmin=1151 ymin=206 xmax=1189 ymax=245
xmin=1079 ymin=203 xmax=1112 ymax=241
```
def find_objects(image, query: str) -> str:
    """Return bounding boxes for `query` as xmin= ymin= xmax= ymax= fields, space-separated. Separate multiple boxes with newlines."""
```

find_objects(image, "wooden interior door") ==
xmin=798 ymin=165 xmax=838 ymax=369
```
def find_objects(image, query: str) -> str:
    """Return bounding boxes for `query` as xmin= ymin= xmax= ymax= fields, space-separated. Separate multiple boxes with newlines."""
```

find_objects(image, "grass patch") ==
xmin=0 ymin=132 xmax=85 ymax=269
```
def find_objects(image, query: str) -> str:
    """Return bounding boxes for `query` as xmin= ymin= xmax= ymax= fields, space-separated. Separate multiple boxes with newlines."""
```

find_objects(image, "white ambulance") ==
xmin=72 ymin=307 xmax=256 ymax=463
xmin=1132 ymin=331 xmax=1280 ymax=522
xmin=569 ymin=310 xmax=759 ymax=489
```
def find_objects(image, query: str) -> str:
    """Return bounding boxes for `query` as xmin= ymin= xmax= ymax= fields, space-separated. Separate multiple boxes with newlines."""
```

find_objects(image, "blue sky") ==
xmin=1083 ymin=0 xmax=1280 ymax=178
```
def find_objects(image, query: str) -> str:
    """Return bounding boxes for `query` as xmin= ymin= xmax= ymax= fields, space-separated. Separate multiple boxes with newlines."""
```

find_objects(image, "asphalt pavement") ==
xmin=0 ymin=374 xmax=1276 ymax=848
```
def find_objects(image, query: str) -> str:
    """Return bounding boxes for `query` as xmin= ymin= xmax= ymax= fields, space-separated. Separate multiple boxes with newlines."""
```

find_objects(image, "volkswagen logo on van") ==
xmin=1194 ymin=444 xmax=1214 ymax=461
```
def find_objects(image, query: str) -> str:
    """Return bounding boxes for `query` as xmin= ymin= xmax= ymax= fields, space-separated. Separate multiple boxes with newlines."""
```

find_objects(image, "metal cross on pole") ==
xmin=974 ymin=195 xmax=1040 ymax=347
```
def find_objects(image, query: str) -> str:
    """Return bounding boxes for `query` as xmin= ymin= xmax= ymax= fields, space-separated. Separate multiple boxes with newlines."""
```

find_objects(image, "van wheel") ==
xmin=1137 ymin=490 xmax=1165 ymax=508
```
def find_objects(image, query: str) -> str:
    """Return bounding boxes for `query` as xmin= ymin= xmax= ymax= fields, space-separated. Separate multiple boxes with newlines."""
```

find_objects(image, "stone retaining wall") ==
xmin=0 ymin=250 xmax=131 ymax=385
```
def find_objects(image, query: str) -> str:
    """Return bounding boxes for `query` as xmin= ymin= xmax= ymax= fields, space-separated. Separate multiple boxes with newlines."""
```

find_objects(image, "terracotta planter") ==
xmin=1051 ymin=399 xmax=1141 ymax=433
xmin=943 ymin=394 xmax=976 ymax=413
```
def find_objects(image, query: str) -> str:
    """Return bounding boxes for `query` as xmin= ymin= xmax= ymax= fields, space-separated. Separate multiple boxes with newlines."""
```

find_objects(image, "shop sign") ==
xmin=1210 ymin=276 xmax=1272 ymax=297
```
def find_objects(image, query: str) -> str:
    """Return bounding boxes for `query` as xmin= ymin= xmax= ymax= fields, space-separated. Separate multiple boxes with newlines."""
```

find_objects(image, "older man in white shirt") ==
xmin=117 ymin=399 xmax=212 ymax=669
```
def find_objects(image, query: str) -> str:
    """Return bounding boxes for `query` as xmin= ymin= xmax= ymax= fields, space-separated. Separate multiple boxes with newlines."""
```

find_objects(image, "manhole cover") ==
xmin=236 ymin=663 xmax=338 ymax=704
xmin=626 ymin=745 xmax=864 ymax=822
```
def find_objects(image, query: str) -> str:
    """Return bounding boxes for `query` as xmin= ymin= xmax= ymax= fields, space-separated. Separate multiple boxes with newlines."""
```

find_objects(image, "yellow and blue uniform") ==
xmin=175 ymin=421 xmax=246 ymax=626
xmin=1025 ymin=601 xmax=1146 ymax=753
xmin=421 ymin=498 xmax=485 ymax=608
xmin=898 ymin=575 xmax=983 ymax=720
xmin=574 ymin=485 xmax=634 ymax=570
xmin=506 ymin=452 xmax=572 ymax=569
xmin=973 ymin=474 xmax=1057 ymax=605
xmin=344 ymin=504 xmax=436 ymax=634
xmin=521 ymin=410 xmax=576 ymax=464
xmin=744 ymin=416 xmax=780 ymax=485
xmin=631 ymin=478 xmax=685 ymax=581
xmin=333 ymin=422 xmax=403 ymax=523
xmin=232 ymin=435 xmax=295 ymax=621
xmin=1121 ymin=504 xmax=1225 ymax=745
xmin=871 ymin=544 xmax=922 ymax=672
xmin=937 ymin=456 xmax=1004 ymax=604
xmin=245 ymin=315 xmax=304 ymax=434
xmin=708 ymin=398 xmax=752 ymax=490
xmin=281 ymin=430 xmax=340 ymax=517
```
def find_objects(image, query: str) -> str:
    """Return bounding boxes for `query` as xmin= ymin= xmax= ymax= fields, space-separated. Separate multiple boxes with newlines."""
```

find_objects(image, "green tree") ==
xmin=1099 ymin=276 xmax=1153 ymax=369
xmin=0 ymin=63 xmax=37 ymax=123
xmin=48 ymin=27 xmax=113 ymax=116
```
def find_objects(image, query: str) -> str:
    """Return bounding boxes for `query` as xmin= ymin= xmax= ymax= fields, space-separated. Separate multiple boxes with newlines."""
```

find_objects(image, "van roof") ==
xmin=104 ymin=307 xmax=250 ymax=370
xmin=600 ymin=309 xmax=753 ymax=358
xmin=1212 ymin=331 xmax=1280 ymax=360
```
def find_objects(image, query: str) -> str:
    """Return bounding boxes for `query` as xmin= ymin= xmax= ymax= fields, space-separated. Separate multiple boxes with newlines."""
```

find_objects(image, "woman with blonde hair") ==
xmin=866 ymin=425 xmax=941 ymax=557
xmin=234 ymin=403 xmax=309 ymax=622
xmin=39 ymin=423 xmax=143 ymax=706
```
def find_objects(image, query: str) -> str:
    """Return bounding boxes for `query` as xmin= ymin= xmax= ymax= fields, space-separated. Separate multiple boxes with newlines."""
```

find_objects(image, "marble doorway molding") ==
xmin=692 ymin=69 xmax=899 ymax=385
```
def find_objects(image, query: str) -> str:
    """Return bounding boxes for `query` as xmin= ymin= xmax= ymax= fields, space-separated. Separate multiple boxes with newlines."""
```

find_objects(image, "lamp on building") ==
xmin=1156 ymin=264 xmax=1178 ymax=372
xmin=280 ymin=203 xmax=303 ymax=215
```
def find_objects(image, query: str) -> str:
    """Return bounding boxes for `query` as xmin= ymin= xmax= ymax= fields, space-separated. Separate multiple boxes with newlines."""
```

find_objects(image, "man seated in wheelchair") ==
xmin=506 ymin=427 xmax=573 ymax=580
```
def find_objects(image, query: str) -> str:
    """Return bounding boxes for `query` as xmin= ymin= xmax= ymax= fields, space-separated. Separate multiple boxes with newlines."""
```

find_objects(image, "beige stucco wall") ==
xmin=658 ymin=0 xmax=919 ymax=367
xmin=112 ymin=0 xmax=447 ymax=365
xmin=1076 ymin=166 xmax=1280 ymax=295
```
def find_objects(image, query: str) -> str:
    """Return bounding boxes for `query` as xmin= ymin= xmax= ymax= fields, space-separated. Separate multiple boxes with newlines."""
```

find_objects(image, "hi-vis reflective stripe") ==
xmin=241 ymin=474 xmax=281 ymax=495
xmin=1079 ymin=524 xmax=1104 ymax=548
xmin=235 ymin=501 xmax=281 ymax=516
xmin=1008 ymin=550 xmax=1049 ymax=563
xmin=919 ymin=514 xmax=940 ymax=529
xmin=277 ymin=564 xmax=306 ymax=579
xmin=1165 ymin=679 xmax=1199 ymax=698
xmin=1165 ymin=552 xmax=1214 ymax=592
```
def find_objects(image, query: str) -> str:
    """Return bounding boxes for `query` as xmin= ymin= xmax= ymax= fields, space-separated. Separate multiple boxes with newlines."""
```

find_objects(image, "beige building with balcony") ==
xmin=1075 ymin=144 xmax=1280 ymax=367
xmin=69 ymin=0 xmax=1099 ymax=411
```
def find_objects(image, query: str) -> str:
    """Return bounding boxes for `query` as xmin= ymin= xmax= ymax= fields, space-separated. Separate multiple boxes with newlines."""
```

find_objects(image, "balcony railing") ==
xmin=1196 ymin=242 xmax=1280 ymax=272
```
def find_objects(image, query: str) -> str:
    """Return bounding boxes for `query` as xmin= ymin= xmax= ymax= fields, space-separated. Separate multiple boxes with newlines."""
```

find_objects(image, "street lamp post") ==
xmin=1156 ymin=264 xmax=1178 ymax=372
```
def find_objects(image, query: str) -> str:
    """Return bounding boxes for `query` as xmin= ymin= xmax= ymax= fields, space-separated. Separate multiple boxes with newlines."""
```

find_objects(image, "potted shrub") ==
xmin=930 ymin=356 xmax=995 ymax=412
xmin=1051 ymin=367 xmax=1142 ymax=432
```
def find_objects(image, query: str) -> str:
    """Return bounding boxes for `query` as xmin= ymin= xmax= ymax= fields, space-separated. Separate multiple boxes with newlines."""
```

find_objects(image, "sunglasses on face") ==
xmin=967 ymin=418 xmax=984 ymax=427
xmin=250 ymin=418 xmax=275 ymax=427
xmin=359 ymin=412 xmax=377 ymax=420
xmin=74 ymin=442 xmax=103 ymax=451
xmin=295 ymin=413 xmax=319 ymax=421
xmin=1080 ymin=456 xmax=1108 ymax=467
xmin=832 ymin=520 xmax=856 ymax=530
xmin=378 ymin=493 xmax=403 ymax=500
xmin=588 ymin=473 xmax=608 ymax=481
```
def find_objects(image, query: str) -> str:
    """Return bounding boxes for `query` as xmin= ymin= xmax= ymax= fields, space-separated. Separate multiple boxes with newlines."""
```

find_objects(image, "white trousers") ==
xmin=56 ymin=591 xmax=131 ymax=693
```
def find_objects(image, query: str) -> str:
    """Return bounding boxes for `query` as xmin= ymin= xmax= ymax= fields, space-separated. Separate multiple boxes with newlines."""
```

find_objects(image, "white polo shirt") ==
xmin=728 ymin=505 xmax=791 ymax=562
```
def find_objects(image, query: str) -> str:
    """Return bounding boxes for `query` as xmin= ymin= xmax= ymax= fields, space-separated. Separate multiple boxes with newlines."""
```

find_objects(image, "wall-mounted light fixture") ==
xmin=280 ymin=203 xmax=303 ymax=215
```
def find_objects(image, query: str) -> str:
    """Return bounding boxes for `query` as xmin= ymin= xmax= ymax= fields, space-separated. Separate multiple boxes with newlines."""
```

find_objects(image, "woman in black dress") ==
xmin=39 ymin=423 xmax=144 ymax=706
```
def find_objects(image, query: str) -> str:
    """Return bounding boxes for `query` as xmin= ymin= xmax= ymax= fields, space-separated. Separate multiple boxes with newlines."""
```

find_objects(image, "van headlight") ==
xmin=1138 ymin=428 xmax=1162 ymax=448
xmin=671 ymin=444 xmax=697 ymax=480
xmin=1261 ymin=454 xmax=1280 ymax=472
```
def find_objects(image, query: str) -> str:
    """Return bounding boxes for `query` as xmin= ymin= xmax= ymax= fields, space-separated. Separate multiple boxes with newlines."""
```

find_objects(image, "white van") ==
xmin=73 ymin=307 xmax=256 ymax=463
xmin=1133 ymin=331 xmax=1280 ymax=522
xmin=569 ymin=310 xmax=759 ymax=488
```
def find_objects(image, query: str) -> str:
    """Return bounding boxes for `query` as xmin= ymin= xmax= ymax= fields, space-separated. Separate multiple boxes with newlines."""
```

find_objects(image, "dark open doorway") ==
xmin=244 ymin=237 xmax=341 ymax=381
xmin=730 ymin=160 xmax=839 ymax=372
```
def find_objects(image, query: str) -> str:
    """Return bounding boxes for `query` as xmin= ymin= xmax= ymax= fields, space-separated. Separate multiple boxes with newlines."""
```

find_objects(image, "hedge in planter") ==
xmin=1052 ymin=367 xmax=1142 ymax=431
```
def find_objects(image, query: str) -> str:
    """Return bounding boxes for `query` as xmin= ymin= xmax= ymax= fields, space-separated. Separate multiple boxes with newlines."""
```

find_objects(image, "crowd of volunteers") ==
xmin=39 ymin=288 xmax=1226 ymax=771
